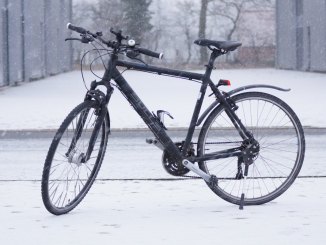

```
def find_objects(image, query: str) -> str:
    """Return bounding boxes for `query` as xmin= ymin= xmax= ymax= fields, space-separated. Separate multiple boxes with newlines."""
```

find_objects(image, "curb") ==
xmin=1 ymin=127 xmax=326 ymax=139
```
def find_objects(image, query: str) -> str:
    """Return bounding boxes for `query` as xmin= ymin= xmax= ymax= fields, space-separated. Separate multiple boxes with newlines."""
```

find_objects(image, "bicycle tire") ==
xmin=41 ymin=100 xmax=110 ymax=215
xmin=197 ymin=92 xmax=305 ymax=205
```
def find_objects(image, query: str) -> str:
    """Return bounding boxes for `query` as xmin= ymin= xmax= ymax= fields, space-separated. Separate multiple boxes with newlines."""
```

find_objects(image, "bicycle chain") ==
xmin=163 ymin=140 xmax=243 ymax=179
xmin=177 ymin=141 xmax=243 ymax=179
xmin=202 ymin=141 xmax=243 ymax=145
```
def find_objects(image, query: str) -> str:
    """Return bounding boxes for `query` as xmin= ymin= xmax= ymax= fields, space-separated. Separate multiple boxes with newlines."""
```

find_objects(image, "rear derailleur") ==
xmin=235 ymin=138 xmax=260 ymax=179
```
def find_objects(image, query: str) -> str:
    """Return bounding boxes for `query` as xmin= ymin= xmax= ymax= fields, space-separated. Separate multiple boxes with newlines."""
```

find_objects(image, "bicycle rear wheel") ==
xmin=41 ymin=100 xmax=110 ymax=215
xmin=198 ymin=92 xmax=305 ymax=205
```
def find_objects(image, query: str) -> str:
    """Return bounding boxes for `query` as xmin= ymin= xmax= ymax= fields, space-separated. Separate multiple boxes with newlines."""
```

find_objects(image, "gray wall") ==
xmin=24 ymin=0 xmax=46 ymax=80
xmin=8 ymin=0 xmax=23 ymax=85
xmin=276 ymin=0 xmax=326 ymax=72
xmin=0 ymin=0 xmax=72 ymax=87
xmin=0 ymin=0 xmax=7 ymax=86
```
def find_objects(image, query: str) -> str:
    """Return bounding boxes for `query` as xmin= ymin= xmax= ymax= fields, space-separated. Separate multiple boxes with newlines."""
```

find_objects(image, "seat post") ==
xmin=203 ymin=50 xmax=221 ymax=80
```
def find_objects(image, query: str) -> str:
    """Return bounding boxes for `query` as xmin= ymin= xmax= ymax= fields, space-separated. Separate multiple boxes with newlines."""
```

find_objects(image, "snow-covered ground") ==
xmin=1 ymin=179 xmax=326 ymax=245
xmin=0 ymin=130 xmax=325 ymax=181
xmin=1 ymin=68 xmax=326 ymax=244
xmin=0 ymin=130 xmax=325 ymax=244
xmin=0 ymin=68 xmax=325 ymax=130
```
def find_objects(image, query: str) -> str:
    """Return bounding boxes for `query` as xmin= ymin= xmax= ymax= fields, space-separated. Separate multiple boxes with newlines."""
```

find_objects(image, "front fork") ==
xmin=65 ymin=109 xmax=90 ymax=158
xmin=66 ymin=81 xmax=113 ymax=163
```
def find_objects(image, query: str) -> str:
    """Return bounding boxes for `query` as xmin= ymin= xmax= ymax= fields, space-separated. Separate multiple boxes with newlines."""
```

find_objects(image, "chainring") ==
xmin=161 ymin=142 xmax=194 ymax=176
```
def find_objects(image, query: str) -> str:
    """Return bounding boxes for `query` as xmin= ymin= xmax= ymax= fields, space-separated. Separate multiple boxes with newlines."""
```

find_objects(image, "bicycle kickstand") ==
xmin=239 ymin=164 xmax=249 ymax=210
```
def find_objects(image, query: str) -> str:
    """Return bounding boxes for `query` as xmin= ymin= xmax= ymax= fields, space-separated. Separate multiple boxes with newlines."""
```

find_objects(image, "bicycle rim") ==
xmin=42 ymin=101 xmax=108 ymax=214
xmin=198 ymin=92 xmax=305 ymax=205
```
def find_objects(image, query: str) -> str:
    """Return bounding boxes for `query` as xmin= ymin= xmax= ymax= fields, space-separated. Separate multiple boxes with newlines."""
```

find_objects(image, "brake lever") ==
xmin=81 ymin=35 xmax=94 ymax=43
xmin=65 ymin=35 xmax=94 ymax=43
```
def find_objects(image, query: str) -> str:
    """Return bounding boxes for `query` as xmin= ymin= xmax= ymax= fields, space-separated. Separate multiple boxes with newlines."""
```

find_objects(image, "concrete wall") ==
xmin=24 ymin=0 xmax=46 ymax=80
xmin=8 ymin=0 xmax=24 ymax=85
xmin=276 ymin=0 xmax=297 ymax=70
xmin=0 ymin=0 xmax=7 ymax=86
xmin=304 ymin=0 xmax=326 ymax=72
xmin=276 ymin=0 xmax=326 ymax=72
xmin=61 ymin=0 xmax=73 ymax=72
xmin=0 ymin=0 xmax=73 ymax=87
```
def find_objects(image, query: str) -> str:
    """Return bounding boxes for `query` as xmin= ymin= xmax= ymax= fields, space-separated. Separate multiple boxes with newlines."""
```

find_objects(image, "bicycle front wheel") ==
xmin=41 ymin=100 xmax=110 ymax=215
xmin=198 ymin=92 xmax=305 ymax=205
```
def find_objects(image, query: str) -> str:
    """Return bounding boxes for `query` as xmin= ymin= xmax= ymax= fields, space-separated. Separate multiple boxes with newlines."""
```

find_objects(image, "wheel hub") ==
xmin=242 ymin=138 xmax=260 ymax=165
xmin=67 ymin=151 xmax=85 ymax=166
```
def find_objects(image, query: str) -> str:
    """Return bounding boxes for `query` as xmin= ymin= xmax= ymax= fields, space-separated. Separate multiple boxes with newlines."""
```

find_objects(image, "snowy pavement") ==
xmin=0 ymin=130 xmax=326 ymax=244
xmin=1 ymin=68 xmax=326 ymax=244
xmin=1 ymin=178 xmax=326 ymax=245
xmin=0 ymin=129 xmax=325 ymax=181
xmin=0 ymin=68 xmax=325 ymax=130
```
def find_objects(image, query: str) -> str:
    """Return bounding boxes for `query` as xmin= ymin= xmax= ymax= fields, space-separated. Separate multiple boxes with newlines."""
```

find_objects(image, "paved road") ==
xmin=1 ymin=129 xmax=326 ymax=245
xmin=0 ymin=128 xmax=325 ymax=181
xmin=1 ymin=177 xmax=326 ymax=245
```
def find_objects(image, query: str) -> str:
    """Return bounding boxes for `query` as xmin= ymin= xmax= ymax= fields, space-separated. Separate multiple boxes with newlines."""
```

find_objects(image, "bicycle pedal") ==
xmin=208 ymin=175 xmax=218 ymax=189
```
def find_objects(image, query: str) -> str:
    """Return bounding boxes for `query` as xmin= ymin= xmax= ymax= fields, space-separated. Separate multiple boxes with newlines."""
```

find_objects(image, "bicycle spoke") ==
xmin=43 ymin=102 xmax=108 ymax=213
xmin=200 ymin=93 xmax=304 ymax=204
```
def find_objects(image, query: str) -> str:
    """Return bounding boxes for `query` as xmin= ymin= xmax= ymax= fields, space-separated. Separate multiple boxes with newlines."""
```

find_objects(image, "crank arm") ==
xmin=182 ymin=160 xmax=211 ymax=182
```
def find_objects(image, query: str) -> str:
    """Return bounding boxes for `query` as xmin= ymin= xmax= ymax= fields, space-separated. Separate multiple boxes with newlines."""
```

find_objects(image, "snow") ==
xmin=1 ymin=179 xmax=326 ymax=245
xmin=0 ymin=130 xmax=325 ymax=181
xmin=0 ymin=130 xmax=325 ymax=244
xmin=0 ymin=68 xmax=325 ymax=130
xmin=1 ymin=68 xmax=326 ymax=244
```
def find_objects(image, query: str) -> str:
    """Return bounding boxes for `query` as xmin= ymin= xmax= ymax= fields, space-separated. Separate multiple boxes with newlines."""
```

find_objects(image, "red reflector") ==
xmin=218 ymin=79 xmax=231 ymax=87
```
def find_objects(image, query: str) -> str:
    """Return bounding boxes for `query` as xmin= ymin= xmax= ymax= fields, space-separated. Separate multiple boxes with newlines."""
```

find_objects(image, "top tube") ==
xmin=116 ymin=60 xmax=204 ymax=81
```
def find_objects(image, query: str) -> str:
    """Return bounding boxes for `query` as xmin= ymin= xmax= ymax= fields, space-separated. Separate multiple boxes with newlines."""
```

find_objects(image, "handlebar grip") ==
xmin=138 ymin=47 xmax=164 ymax=59
xmin=67 ymin=23 xmax=87 ymax=34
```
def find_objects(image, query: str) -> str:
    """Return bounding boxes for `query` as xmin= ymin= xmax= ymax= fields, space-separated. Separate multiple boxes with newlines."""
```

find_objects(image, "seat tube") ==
xmin=182 ymin=51 xmax=219 ymax=155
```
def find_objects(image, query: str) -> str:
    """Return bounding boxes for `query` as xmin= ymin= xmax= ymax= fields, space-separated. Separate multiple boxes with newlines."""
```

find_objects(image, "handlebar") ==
xmin=67 ymin=23 xmax=164 ymax=59
xmin=137 ymin=47 xmax=164 ymax=59
xmin=67 ymin=23 xmax=87 ymax=34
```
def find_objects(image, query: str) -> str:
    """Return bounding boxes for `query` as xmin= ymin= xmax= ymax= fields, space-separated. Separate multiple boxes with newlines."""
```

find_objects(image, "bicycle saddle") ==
xmin=194 ymin=39 xmax=242 ymax=52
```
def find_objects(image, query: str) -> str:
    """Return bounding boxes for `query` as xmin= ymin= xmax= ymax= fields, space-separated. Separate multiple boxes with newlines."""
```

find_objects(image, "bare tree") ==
xmin=198 ymin=0 xmax=210 ymax=64
xmin=209 ymin=0 xmax=274 ymax=41
xmin=150 ymin=0 xmax=166 ymax=51
xmin=87 ymin=0 xmax=124 ymax=35
xmin=209 ymin=0 xmax=249 ymax=42
xmin=176 ymin=0 xmax=197 ymax=65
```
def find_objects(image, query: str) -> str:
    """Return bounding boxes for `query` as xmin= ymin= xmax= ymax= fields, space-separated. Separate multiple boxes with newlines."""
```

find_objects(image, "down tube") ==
xmin=112 ymin=68 xmax=183 ymax=162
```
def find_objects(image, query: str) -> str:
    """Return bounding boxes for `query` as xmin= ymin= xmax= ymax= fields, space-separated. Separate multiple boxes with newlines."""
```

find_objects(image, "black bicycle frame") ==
xmin=100 ymin=50 xmax=251 ymax=163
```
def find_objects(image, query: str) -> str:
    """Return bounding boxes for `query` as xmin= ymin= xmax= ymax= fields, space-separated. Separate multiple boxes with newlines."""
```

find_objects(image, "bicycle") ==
xmin=41 ymin=23 xmax=305 ymax=215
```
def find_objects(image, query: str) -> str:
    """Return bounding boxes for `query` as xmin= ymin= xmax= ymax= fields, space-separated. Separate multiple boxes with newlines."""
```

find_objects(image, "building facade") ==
xmin=0 ymin=0 xmax=73 ymax=87
xmin=276 ymin=0 xmax=326 ymax=72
